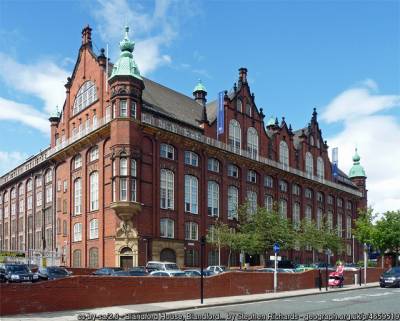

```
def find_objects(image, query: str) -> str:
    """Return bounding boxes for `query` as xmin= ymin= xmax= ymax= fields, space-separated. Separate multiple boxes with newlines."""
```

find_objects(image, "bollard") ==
xmin=354 ymin=273 xmax=358 ymax=285
xmin=359 ymin=268 xmax=362 ymax=286
xmin=318 ymin=269 xmax=322 ymax=291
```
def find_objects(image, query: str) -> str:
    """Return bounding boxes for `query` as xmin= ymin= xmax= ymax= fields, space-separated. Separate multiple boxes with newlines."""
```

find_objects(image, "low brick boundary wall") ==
xmin=0 ymin=268 xmax=384 ymax=316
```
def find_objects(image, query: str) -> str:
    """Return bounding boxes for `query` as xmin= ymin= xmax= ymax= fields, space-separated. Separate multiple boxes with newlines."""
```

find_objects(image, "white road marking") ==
xmin=332 ymin=295 xmax=363 ymax=302
xmin=366 ymin=292 xmax=393 ymax=297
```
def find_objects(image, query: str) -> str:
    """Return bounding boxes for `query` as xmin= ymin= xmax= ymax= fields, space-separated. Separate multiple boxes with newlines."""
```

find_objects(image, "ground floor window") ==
xmin=185 ymin=249 xmax=199 ymax=267
xmin=208 ymin=249 xmax=218 ymax=266
xmin=73 ymin=249 xmax=81 ymax=267
xmin=89 ymin=247 xmax=98 ymax=268
xmin=160 ymin=248 xmax=176 ymax=263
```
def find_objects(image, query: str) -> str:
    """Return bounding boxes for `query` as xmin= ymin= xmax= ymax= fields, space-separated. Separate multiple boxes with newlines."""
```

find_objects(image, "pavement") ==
xmin=2 ymin=282 xmax=384 ymax=321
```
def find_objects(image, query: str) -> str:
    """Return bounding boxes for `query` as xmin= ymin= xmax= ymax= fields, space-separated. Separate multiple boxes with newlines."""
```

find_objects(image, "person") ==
xmin=336 ymin=261 xmax=344 ymax=287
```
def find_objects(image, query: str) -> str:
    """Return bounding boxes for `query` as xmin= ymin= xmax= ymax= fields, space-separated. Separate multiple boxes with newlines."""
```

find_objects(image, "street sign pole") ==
xmin=273 ymin=242 xmax=280 ymax=293
xmin=363 ymin=243 xmax=368 ymax=286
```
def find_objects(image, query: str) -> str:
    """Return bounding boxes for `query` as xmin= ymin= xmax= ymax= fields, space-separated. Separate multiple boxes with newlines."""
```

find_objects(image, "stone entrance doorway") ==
xmin=120 ymin=247 xmax=134 ymax=269
xmin=160 ymin=248 xmax=176 ymax=262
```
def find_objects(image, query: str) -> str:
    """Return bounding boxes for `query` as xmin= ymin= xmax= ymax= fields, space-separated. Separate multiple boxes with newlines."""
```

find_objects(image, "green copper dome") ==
xmin=193 ymin=79 xmax=207 ymax=93
xmin=348 ymin=148 xmax=366 ymax=178
xmin=109 ymin=26 xmax=142 ymax=81
xmin=266 ymin=116 xmax=275 ymax=127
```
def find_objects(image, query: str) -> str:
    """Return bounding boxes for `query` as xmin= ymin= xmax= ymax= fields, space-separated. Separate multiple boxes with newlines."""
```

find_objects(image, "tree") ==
xmin=298 ymin=218 xmax=324 ymax=263
xmin=353 ymin=207 xmax=377 ymax=247
xmin=375 ymin=210 xmax=400 ymax=266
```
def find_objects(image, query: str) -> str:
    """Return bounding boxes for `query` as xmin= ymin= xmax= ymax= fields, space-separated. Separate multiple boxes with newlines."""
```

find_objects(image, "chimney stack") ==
xmin=82 ymin=25 xmax=92 ymax=49
xmin=238 ymin=67 xmax=248 ymax=83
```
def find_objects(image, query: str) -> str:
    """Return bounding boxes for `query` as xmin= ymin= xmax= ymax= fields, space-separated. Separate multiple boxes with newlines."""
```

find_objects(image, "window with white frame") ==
xmin=120 ymin=100 xmax=128 ymax=117
xmin=207 ymin=181 xmax=219 ymax=216
xmin=160 ymin=218 xmax=174 ymax=238
xmin=279 ymin=199 xmax=287 ymax=219
xmin=73 ymin=81 xmax=97 ymax=115
xmin=328 ymin=195 xmax=334 ymax=205
xmin=305 ymin=152 xmax=313 ymax=176
xmin=346 ymin=201 xmax=352 ymax=210
xmin=207 ymin=158 xmax=220 ymax=173
xmin=74 ymin=178 xmax=82 ymax=215
xmin=247 ymin=170 xmax=257 ymax=183
xmin=317 ymin=157 xmax=324 ymax=179
xmin=74 ymin=154 xmax=82 ymax=169
xmin=228 ymin=186 xmax=238 ymax=219
xmin=35 ymin=177 xmax=42 ymax=188
xmin=19 ymin=199 xmax=24 ymax=214
xmin=89 ymin=219 xmax=98 ymax=239
xmin=246 ymin=190 xmax=257 ymax=215
xmin=228 ymin=164 xmax=239 ymax=178
xmin=45 ymin=170 xmax=52 ymax=183
xmin=120 ymin=158 xmax=128 ymax=176
xmin=305 ymin=188 xmax=313 ymax=199
xmin=185 ymin=175 xmax=198 ymax=214
xmin=247 ymin=127 xmax=259 ymax=159
xmin=160 ymin=143 xmax=174 ymax=160
xmin=292 ymin=184 xmax=301 ymax=196
xmin=184 ymin=151 xmax=199 ymax=167
xmin=264 ymin=176 xmax=273 ymax=188
xmin=93 ymin=114 xmax=98 ymax=128
xmin=317 ymin=208 xmax=323 ymax=229
xmin=90 ymin=146 xmax=99 ymax=162
xmin=236 ymin=99 xmax=242 ymax=112
xmin=90 ymin=171 xmax=99 ymax=211
xmin=27 ymin=196 xmax=32 ymax=210
xmin=131 ymin=159 xmax=137 ymax=202
xmin=293 ymin=202 xmax=301 ymax=228
xmin=279 ymin=180 xmax=288 ymax=192
xmin=337 ymin=198 xmax=343 ymax=207
xmin=36 ymin=191 xmax=42 ymax=207
xmin=105 ymin=105 xmax=112 ymax=121
xmin=57 ymin=180 xmax=61 ymax=192
xmin=279 ymin=141 xmax=289 ymax=168
xmin=63 ymin=180 xmax=67 ymax=192
xmin=131 ymin=101 xmax=136 ymax=118
xmin=305 ymin=205 xmax=312 ymax=222
xmin=317 ymin=192 xmax=324 ymax=203
xmin=120 ymin=178 xmax=127 ymax=201
xmin=228 ymin=120 xmax=241 ymax=152
xmin=160 ymin=169 xmax=174 ymax=209
xmin=11 ymin=203 xmax=16 ymax=216
xmin=27 ymin=180 xmax=32 ymax=192
xmin=185 ymin=222 xmax=198 ymax=241
xmin=18 ymin=185 xmax=24 ymax=196
xmin=45 ymin=185 xmax=52 ymax=203
xmin=327 ymin=211 xmax=333 ymax=231
xmin=73 ymin=223 xmax=82 ymax=242
xmin=11 ymin=188 xmax=16 ymax=199
xmin=346 ymin=216 xmax=352 ymax=239
xmin=337 ymin=214 xmax=342 ymax=237
xmin=264 ymin=194 xmax=273 ymax=212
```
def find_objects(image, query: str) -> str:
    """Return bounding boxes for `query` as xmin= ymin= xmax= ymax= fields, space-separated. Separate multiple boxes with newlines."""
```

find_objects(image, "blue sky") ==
xmin=0 ymin=0 xmax=399 ymax=213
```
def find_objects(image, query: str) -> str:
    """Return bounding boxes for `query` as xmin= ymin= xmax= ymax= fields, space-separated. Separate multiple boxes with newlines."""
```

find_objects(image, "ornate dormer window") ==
xmin=246 ymin=103 xmax=252 ymax=116
xmin=236 ymin=99 xmax=243 ymax=112
xmin=73 ymin=81 xmax=97 ymax=115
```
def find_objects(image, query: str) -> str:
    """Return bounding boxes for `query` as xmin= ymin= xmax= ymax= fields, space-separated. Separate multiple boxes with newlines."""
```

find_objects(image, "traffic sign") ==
xmin=270 ymin=255 xmax=281 ymax=261
xmin=273 ymin=243 xmax=280 ymax=253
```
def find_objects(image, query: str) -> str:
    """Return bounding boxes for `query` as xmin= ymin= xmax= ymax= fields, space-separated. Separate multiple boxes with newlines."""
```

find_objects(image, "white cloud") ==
xmin=0 ymin=151 xmax=28 ymax=176
xmin=322 ymin=80 xmax=400 ymax=214
xmin=92 ymin=0 xmax=195 ymax=75
xmin=0 ymin=53 xmax=69 ymax=114
xmin=0 ymin=97 xmax=49 ymax=134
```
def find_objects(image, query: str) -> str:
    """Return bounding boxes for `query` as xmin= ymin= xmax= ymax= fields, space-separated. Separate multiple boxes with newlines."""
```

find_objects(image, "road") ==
xmin=171 ymin=287 xmax=400 ymax=320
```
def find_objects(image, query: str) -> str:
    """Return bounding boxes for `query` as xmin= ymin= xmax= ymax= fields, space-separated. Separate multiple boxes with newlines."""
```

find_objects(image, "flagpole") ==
xmin=105 ymin=44 xmax=109 ymax=93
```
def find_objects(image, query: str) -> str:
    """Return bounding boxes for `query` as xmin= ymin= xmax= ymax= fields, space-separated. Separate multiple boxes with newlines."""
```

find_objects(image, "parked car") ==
xmin=379 ymin=267 xmax=400 ymax=288
xmin=92 ymin=267 xmax=124 ymax=276
xmin=206 ymin=266 xmax=227 ymax=274
xmin=184 ymin=269 xmax=215 ymax=277
xmin=111 ymin=268 xmax=149 ymax=276
xmin=311 ymin=263 xmax=335 ymax=271
xmin=257 ymin=268 xmax=275 ymax=273
xmin=145 ymin=261 xmax=180 ymax=273
xmin=150 ymin=270 xmax=186 ymax=277
xmin=294 ymin=264 xmax=315 ymax=272
xmin=343 ymin=263 xmax=359 ymax=271
xmin=0 ymin=263 xmax=39 ymax=283
xmin=277 ymin=268 xmax=295 ymax=273
xmin=37 ymin=266 xmax=71 ymax=280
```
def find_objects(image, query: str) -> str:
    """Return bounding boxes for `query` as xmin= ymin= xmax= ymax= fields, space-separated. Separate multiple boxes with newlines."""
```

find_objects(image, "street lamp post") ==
xmin=200 ymin=236 xmax=206 ymax=304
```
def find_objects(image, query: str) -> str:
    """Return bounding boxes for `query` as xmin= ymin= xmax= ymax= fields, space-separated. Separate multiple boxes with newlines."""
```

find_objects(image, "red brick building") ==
xmin=0 ymin=26 xmax=367 ymax=268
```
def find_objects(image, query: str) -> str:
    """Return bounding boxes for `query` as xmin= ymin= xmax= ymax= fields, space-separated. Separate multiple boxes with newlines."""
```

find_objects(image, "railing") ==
xmin=0 ymin=115 xmax=111 ymax=187
xmin=142 ymin=112 xmax=362 ymax=197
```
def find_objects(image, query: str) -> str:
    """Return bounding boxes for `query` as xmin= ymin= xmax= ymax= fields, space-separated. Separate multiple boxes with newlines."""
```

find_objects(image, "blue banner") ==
xmin=217 ymin=91 xmax=224 ymax=136
xmin=332 ymin=162 xmax=338 ymax=178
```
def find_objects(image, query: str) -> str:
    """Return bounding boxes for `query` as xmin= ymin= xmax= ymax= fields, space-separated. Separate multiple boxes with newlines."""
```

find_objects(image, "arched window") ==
xmin=131 ymin=159 xmax=137 ymax=202
xmin=337 ymin=214 xmax=342 ymax=237
xmin=305 ymin=205 xmax=312 ymax=222
xmin=236 ymin=99 xmax=242 ymax=112
xmin=73 ymin=81 xmax=97 ymax=115
xmin=279 ymin=141 xmax=289 ymax=168
xmin=246 ymin=190 xmax=257 ymax=215
xmin=317 ymin=208 xmax=323 ymax=229
xmin=317 ymin=157 xmax=324 ymax=179
xmin=184 ymin=151 xmax=199 ymax=166
xmin=18 ymin=184 xmax=24 ymax=196
xmin=89 ymin=171 xmax=99 ymax=211
xmin=228 ymin=120 xmax=241 ymax=152
xmin=160 ymin=143 xmax=175 ymax=160
xmin=247 ymin=127 xmax=259 ymax=159
xmin=305 ymin=152 xmax=313 ymax=176
xmin=63 ymin=220 xmax=67 ymax=236
xmin=293 ymin=202 xmax=301 ymax=228
xmin=207 ymin=181 xmax=219 ymax=217
xmin=120 ymin=158 xmax=128 ymax=175
xmin=327 ymin=211 xmax=333 ymax=231
xmin=74 ymin=178 xmax=82 ymax=215
xmin=72 ymin=249 xmax=81 ymax=267
xmin=74 ymin=154 xmax=82 ymax=169
xmin=45 ymin=170 xmax=52 ymax=183
xmin=89 ymin=219 xmax=98 ymax=239
xmin=207 ymin=158 xmax=220 ymax=172
xmin=27 ymin=179 xmax=32 ymax=192
xmin=279 ymin=199 xmax=287 ymax=219
xmin=185 ymin=175 xmax=198 ymax=214
xmin=228 ymin=186 xmax=238 ymax=219
xmin=160 ymin=169 xmax=174 ymax=209
xmin=73 ymin=223 xmax=82 ymax=242
xmin=160 ymin=218 xmax=174 ymax=238
xmin=89 ymin=247 xmax=98 ymax=268
xmin=185 ymin=222 xmax=198 ymax=241
xmin=89 ymin=146 xmax=99 ymax=162
xmin=264 ymin=194 xmax=273 ymax=212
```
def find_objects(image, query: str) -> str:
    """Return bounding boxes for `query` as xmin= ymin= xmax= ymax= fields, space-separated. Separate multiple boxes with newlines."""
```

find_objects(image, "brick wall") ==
xmin=0 ymin=268 xmax=383 ymax=316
